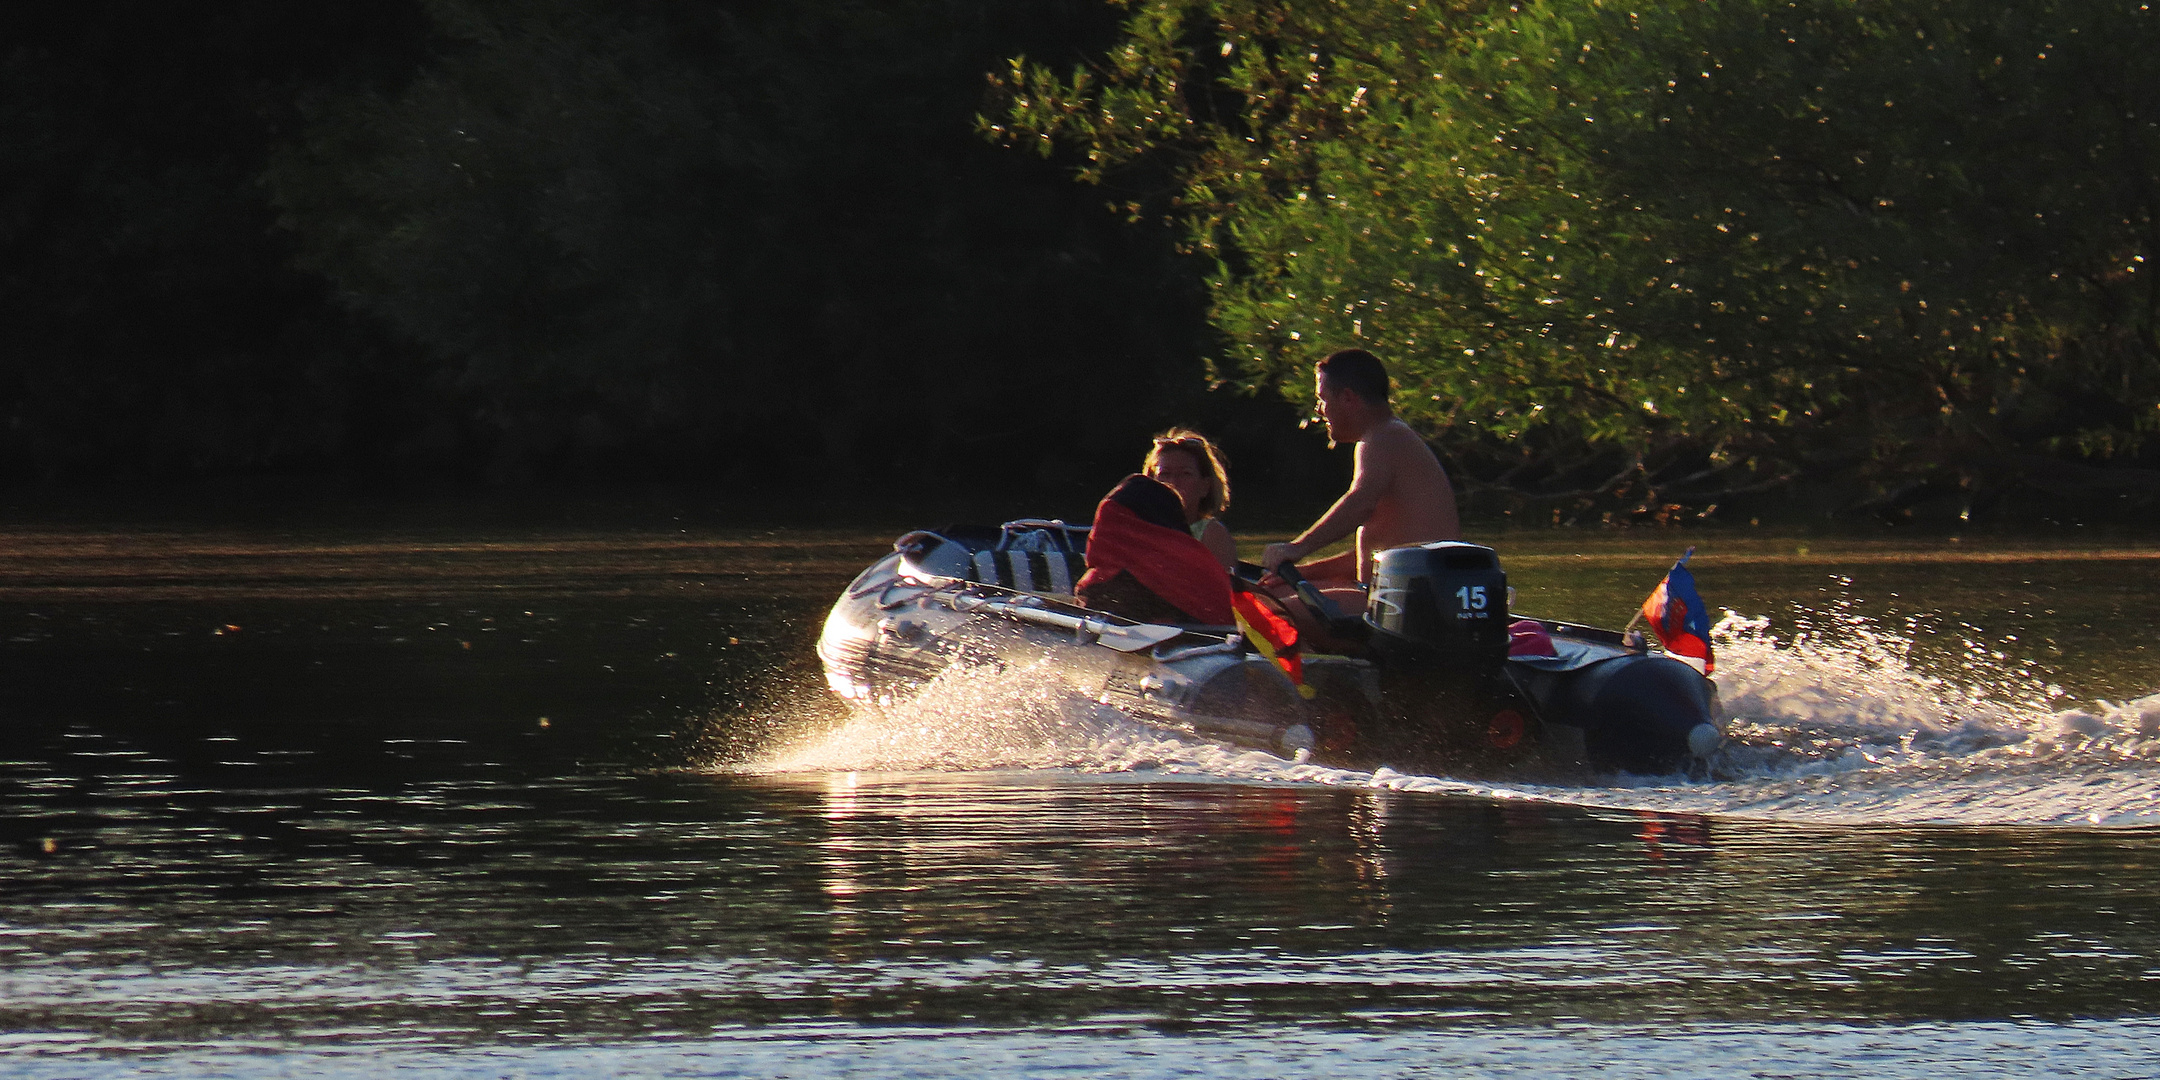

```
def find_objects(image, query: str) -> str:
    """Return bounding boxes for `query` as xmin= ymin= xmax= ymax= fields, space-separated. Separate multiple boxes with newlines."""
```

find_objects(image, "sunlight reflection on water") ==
xmin=5 ymin=527 xmax=2160 ymax=1075
xmin=6 ymin=1020 xmax=2159 ymax=1078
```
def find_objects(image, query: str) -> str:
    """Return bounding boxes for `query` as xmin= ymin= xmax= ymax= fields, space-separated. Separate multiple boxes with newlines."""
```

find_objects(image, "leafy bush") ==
xmin=996 ymin=0 xmax=2160 ymax=519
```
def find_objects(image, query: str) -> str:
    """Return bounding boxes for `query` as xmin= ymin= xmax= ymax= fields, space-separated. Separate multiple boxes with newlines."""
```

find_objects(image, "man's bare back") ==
xmin=1350 ymin=418 xmax=1460 ymax=579
xmin=1261 ymin=350 xmax=1461 ymax=612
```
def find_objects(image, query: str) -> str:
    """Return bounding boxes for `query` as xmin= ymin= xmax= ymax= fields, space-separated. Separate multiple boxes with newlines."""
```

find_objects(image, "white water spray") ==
xmin=756 ymin=597 xmax=2160 ymax=827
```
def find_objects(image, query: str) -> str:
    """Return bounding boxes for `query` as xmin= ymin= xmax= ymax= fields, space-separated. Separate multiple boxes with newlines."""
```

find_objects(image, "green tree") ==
xmin=997 ymin=0 xmax=2160 ymax=519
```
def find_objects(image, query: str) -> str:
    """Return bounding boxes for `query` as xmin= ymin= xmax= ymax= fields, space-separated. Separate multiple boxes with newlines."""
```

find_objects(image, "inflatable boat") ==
xmin=818 ymin=521 xmax=1722 ymax=775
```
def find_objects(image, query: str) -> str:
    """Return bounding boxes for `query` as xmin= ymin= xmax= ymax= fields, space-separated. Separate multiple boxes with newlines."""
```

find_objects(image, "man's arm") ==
xmin=1262 ymin=438 xmax=1394 ymax=571
xmin=1294 ymin=549 xmax=1358 ymax=581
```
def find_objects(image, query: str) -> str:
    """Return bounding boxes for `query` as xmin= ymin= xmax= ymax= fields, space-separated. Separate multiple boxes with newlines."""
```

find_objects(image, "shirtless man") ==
xmin=1261 ymin=349 xmax=1461 ymax=612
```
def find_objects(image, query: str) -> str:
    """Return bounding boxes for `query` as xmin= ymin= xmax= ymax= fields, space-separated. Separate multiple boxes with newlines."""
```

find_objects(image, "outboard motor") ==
xmin=1361 ymin=542 xmax=1527 ymax=764
xmin=1365 ymin=542 xmax=1511 ymax=667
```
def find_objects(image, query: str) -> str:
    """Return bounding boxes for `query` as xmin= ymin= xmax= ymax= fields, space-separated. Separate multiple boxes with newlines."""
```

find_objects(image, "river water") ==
xmin=4 ymin=522 xmax=2158 ymax=1077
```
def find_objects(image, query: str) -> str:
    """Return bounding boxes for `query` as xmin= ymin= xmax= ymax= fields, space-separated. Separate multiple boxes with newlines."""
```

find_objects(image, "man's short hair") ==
xmin=1317 ymin=348 xmax=1390 ymax=406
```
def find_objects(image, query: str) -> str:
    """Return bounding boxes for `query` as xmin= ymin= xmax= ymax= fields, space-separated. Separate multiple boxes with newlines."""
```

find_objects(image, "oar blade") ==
xmin=1093 ymin=622 xmax=1185 ymax=652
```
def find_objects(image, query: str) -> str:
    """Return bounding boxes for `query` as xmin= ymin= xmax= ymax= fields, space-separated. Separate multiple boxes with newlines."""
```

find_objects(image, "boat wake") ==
xmin=752 ymin=606 xmax=2160 ymax=828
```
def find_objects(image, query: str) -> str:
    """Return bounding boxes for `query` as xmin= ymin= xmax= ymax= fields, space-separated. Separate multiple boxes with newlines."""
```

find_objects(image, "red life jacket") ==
xmin=1075 ymin=476 xmax=1234 ymax=626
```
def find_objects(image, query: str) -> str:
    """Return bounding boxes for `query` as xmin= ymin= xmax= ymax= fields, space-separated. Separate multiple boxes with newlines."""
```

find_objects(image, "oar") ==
xmin=961 ymin=596 xmax=1184 ymax=652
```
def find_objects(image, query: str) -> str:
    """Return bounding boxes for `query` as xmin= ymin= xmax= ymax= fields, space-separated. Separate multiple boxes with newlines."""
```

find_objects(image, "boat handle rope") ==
xmin=1498 ymin=663 xmax=1548 ymax=728
xmin=874 ymin=580 xmax=935 ymax=610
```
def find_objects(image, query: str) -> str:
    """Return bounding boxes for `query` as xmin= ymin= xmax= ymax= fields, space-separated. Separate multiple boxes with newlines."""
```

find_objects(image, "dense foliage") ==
xmin=267 ymin=0 xmax=1230 ymax=490
xmin=997 ymin=0 xmax=2160 ymax=518
xmin=3 ymin=1 xmax=1266 ymax=496
xmin=7 ymin=0 xmax=2156 ymax=521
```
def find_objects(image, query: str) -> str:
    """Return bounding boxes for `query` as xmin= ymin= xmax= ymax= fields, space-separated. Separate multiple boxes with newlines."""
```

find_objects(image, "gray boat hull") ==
xmin=818 ymin=535 xmax=1723 ymax=775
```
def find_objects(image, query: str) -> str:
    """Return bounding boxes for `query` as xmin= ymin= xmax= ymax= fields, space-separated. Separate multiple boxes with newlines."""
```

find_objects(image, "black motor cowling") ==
xmin=1364 ymin=542 xmax=1510 ymax=667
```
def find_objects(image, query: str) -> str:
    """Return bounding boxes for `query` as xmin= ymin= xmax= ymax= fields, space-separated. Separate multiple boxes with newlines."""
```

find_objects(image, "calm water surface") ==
xmin=3 ymin=524 xmax=2158 ymax=1077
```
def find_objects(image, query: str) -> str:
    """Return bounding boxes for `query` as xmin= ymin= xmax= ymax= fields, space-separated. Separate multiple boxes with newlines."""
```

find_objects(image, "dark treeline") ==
xmin=5 ymin=5 xmax=429 ymax=482
xmin=4 ymin=1 xmax=2156 ymax=523
xmin=3 ymin=1 xmax=1326 ymax=507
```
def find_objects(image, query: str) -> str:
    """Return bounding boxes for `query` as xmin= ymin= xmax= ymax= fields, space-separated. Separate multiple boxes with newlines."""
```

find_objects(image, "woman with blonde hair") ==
xmin=1142 ymin=428 xmax=1236 ymax=571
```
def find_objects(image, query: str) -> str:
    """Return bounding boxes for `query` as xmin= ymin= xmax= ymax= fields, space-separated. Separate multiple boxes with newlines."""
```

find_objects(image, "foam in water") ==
xmin=759 ymin=658 xmax=1098 ymax=773
xmin=1607 ymin=603 xmax=2160 ymax=826
xmin=755 ymin=596 xmax=2160 ymax=828
xmin=754 ymin=658 xmax=1391 ymax=785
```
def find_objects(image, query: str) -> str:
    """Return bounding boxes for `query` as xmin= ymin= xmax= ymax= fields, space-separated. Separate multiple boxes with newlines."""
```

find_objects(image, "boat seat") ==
xmin=897 ymin=521 xmax=1089 ymax=597
xmin=968 ymin=548 xmax=1084 ymax=596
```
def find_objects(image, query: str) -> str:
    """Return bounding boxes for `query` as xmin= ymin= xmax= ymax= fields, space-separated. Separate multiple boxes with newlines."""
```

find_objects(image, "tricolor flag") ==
xmin=1640 ymin=547 xmax=1714 ymax=674
xmin=1230 ymin=585 xmax=1314 ymax=699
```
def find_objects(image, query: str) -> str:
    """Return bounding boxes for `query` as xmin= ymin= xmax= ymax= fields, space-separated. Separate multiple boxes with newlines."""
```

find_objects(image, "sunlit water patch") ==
xmin=8 ymin=526 xmax=2159 ymax=1074
xmin=8 ymin=1020 xmax=2160 ymax=1079
xmin=759 ymin=596 xmax=2160 ymax=828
